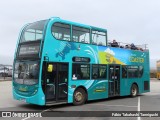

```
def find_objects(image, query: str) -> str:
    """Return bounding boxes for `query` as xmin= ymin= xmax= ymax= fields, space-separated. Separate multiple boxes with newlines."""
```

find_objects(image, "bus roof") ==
xmin=49 ymin=17 xmax=107 ymax=32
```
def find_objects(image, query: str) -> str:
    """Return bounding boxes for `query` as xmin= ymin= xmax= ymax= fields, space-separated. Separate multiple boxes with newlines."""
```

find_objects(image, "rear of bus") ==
xmin=12 ymin=20 xmax=48 ymax=105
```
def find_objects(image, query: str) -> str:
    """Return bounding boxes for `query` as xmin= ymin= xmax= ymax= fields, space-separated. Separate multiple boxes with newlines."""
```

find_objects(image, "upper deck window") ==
xmin=92 ymin=30 xmax=106 ymax=46
xmin=52 ymin=23 xmax=71 ymax=41
xmin=72 ymin=26 xmax=90 ymax=44
xmin=21 ymin=20 xmax=47 ymax=43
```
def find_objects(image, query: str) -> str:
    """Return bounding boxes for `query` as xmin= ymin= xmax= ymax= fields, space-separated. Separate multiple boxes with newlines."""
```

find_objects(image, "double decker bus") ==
xmin=156 ymin=60 xmax=160 ymax=79
xmin=13 ymin=17 xmax=150 ymax=106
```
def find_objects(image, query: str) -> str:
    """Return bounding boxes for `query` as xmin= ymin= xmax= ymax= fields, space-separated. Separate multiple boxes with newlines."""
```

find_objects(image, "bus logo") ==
xmin=19 ymin=87 xmax=27 ymax=92
xmin=129 ymin=56 xmax=144 ymax=63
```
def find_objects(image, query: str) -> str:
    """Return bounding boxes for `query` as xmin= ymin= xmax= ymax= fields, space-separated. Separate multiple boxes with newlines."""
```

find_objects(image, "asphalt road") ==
xmin=0 ymin=78 xmax=160 ymax=120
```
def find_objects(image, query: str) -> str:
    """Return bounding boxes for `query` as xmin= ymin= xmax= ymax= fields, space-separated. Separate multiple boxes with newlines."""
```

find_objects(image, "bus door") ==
xmin=108 ymin=65 xmax=120 ymax=97
xmin=44 ymin=62 xmax=68 ymax=103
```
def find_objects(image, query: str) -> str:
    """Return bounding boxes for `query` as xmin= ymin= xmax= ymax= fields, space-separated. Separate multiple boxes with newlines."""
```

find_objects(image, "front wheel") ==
xmin=73 ymin=88 xmax=87 ymax=105
xmin=131 ymin=84 xmax=138 ymax=97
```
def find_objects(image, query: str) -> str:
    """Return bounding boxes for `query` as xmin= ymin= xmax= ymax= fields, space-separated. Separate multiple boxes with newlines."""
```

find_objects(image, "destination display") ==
xmin=72 ymin=57 xmax=90 ymax=62
xmin=18 ymin=44 xmax=40 ymax=56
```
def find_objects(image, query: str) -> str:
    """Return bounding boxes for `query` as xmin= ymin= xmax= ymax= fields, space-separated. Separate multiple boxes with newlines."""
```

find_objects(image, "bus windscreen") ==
xmin=14 ymin=62 xmax=39 ymax=85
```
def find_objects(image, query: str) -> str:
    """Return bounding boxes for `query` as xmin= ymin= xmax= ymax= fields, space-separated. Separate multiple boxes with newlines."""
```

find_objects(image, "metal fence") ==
xmin=108 ymin=40 xmax=148 ymax=51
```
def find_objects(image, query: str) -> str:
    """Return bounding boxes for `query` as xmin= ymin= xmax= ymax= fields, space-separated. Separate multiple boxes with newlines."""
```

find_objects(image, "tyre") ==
xmin=131 ymin=84 xmax=138 ymax=97
xmin=73 ymin=88 xmax=87 ymax=105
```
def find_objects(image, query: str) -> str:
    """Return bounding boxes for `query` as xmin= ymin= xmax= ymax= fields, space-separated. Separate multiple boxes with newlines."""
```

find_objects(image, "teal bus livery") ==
xmin=12 ymin=17 xmax=150 ymax=106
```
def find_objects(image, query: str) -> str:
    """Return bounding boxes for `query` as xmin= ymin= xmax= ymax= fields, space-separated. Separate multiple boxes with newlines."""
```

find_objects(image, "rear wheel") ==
xmin=73 ymin=88 xmax=87 ymax=105
xmin=131 ymin=84 xmax=138 ymax=97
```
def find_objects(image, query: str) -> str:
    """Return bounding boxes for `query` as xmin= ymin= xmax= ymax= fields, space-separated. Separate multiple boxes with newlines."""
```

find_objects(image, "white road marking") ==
xmin=137 ymin=96 xmax=141 ymax=120
xmin=21 ymin=116 xmax=30 ymax=120
xmin=138 ymin=96 xmax=140 ymax=111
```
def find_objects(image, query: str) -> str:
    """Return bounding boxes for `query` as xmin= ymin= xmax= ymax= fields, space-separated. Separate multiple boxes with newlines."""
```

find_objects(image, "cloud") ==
xmin=104 ymin=48 xmax=115 ymax=56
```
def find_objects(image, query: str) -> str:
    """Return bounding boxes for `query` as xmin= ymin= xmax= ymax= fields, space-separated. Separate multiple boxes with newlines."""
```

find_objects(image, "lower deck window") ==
xmin=128 ymin=66 xmax=139 ymax=78
xmin=122 ymin=66 xmax=127 ymax=78
xmin=122 ymin=65 xmax=144 ymax=78
xmin=72 ymin=64 xmax=90 ymax=80
xmin=92 ymin=64 xmax=107 ymax=79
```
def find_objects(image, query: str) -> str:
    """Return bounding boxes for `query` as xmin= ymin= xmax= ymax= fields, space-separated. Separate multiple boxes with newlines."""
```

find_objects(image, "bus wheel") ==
xmin=73 ymin=88 xmax=86 ymax=105
xmin=131 ymin=84 xmax=138 ymax=97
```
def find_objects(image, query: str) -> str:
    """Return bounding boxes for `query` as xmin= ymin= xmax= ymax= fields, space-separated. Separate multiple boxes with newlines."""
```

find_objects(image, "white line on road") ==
xmin=21 ymin=116 xmax=30 ymax=120
xmin=137 ymin=96 xmax=141 ymax=120
xmin=138 ymin=96 xmax=140 ymax=111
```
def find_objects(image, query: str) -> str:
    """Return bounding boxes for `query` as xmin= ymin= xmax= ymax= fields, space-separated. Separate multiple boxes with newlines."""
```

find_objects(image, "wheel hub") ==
xmin=132 ymin=88 xmax=137 ymax=96
xmin=75 ymin=92 xmax=83 ymax=102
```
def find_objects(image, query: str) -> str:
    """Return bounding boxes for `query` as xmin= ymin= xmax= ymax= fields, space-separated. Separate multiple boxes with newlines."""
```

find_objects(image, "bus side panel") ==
xmin=120 ymin=73 xmax=150 ymax=96
xmin=44 ymin=20 xmax=150 ymax=103
xmin=68 ymin=80 xmax=108 ymax=103
xmin=120 ymin=79 xmax=128 ymax=96
xmin=121 ymin=79 xmax=150 ymax=96
xmin=87 ymin=80 xmax=108 ymax=100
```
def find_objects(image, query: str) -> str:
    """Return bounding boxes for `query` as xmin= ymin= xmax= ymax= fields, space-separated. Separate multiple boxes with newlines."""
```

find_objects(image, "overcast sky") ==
xmin=0 ymin=0 xmax=159 ymax=68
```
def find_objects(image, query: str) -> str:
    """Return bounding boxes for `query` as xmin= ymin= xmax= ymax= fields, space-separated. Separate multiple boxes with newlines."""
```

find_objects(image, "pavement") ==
xmin=0 ymin=78 xmax=160 ymax=120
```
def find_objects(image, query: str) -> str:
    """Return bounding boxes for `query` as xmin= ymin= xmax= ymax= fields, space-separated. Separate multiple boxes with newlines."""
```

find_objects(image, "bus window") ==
xmin=72 ymin=26 xmax=90 ymax=44
xmin=52 ymin=23 xmax=71 ymax=41
xmin=92 ymin=30 xmax=106 ymax=46
xmin=122 ymin=65 xmax=127 ymax=78
xmin=24 ymin=29 xmax=42 ymax=41
xmin=128 ymin=66 xmax=139 ymax=78
xmin=92 ymin=65 xmax=98 ymax=79
xmin=92 ymin=64 xmax=107 ymax=79
xmin=139 ymin=66 xmax=144 ymax=78
xmin=21 ymin=20 xmax=46 ymax=42
xmin=72 ymin=64 xmax=90 ymax=80
xmin=99 ymin=65 xmax=107 ymax=79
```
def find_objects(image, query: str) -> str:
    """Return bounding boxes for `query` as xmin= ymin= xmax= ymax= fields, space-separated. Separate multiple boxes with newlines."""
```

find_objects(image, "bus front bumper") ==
xmin=13 ymin=88 xmax=45 ymax=106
